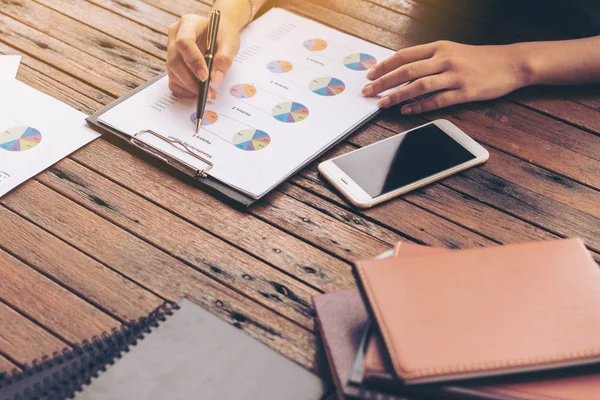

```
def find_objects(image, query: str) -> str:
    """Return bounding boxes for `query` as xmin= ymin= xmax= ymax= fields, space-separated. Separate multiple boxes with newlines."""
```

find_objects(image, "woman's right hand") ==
xmin=166 ymin=14 xmax=241 ymax=98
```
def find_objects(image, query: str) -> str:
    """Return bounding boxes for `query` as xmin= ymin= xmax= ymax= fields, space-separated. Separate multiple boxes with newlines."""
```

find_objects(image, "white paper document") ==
xmin=98 ymin=8 xmax=395 ymax=198
xmin=0 ymin=55 xmax=22 ymax=81
xmin=0 ymin=79 xmax=100 ymax=198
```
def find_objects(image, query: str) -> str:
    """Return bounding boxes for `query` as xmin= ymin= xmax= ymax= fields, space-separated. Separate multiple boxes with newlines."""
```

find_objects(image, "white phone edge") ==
xmin=317 ymin=119 xmax=490 ymax=209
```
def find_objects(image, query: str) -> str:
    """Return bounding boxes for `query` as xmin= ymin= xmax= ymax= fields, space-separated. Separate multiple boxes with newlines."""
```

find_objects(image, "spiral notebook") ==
xmin=0 ymin=299 xmax=333 ymax=400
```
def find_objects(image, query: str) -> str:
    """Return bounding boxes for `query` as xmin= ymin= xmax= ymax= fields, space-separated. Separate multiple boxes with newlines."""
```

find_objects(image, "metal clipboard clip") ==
xmin=130 ymin=129 xmax=213 ymax=179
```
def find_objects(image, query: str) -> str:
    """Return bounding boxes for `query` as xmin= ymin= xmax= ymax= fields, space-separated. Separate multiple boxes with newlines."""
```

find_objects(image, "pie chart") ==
xmin=309 ymin=77 xmax=346 ymax=96
xmin=272 ymin=102 xmax=309 ymax=123
xmin=0 ymin=126 xmax=42 ymax=152
xmin=232 ymin=129 xmax=271 ymax=151
xmin=189 ymin=110 xmax=219 ymax=126
xmin=343 ymin=53 xmax=377 ymax=71
xmin=229 ymin=83 xmax=257 ymax=99
xmin=303 ymin=38 xmax=328 ymax=51
xmin=267 ymin=60 xmax=294 ymax=74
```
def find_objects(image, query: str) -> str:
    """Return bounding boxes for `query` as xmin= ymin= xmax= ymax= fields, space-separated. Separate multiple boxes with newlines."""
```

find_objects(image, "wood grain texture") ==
xmin=1 ymin=183 xmax=321 ymax=370
xmin=0 ymin=200 xmax=162 ymax=322
xmin=36 ymin=158 xmax=319 ymax=330
xmin=33 ymin=0 xmax=170 ymax=58
xmin=0 ymin=13 xmax=142 ymax=96
xmin=2 ymin=0 xmax=164 ymax=80
xmin=254 ymin=188 xmax=392 ymax=261
xmin=0 ymin=249 xmax=119 ymax=344
xmin=0 ymin=302 xmax=66 ymax=365
xmin=71 ymin=139 xmax=356 ymax=293
xmin=0 ymin=41 xmax=113 ymax=108
xmin=0 ymin=354 xmax=18 ymax=374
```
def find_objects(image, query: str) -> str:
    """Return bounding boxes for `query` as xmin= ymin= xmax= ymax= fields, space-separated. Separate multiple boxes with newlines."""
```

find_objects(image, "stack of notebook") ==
xmin=314 ymin=239 xmax=600 ymax=399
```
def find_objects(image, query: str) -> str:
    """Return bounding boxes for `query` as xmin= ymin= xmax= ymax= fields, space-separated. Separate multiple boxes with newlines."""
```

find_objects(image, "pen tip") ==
xmin=195 ymin=118 xmax=200 ymax=133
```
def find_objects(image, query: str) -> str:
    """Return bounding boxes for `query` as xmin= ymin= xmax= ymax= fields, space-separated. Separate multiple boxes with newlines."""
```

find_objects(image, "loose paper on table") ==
xmin=0 ymin=59 xmax=100 ymax=198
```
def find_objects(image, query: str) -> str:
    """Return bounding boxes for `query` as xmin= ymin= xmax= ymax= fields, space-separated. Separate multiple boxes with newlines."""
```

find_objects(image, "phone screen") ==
xmin=333 ymin=124 xmax=476 ymax=197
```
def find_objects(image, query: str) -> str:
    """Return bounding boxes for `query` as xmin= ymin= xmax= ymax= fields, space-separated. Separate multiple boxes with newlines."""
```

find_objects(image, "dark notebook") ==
xmin=313 ymin=289 xmax=409 ymax=400
xmin=1 ymin=299 xmax=333 ymax=400
xmin=0 ymin=302 xmax=176 ymax=400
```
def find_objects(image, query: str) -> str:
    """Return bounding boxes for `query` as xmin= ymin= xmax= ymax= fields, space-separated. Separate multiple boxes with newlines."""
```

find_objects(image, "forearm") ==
xmin=211 ymin=0 xmax=269 ymax=31
xmin=511 ymin=36 xmax=600 ymax=87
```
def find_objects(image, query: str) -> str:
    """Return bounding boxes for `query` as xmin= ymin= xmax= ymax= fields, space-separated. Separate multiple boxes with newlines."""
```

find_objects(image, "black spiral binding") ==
xmin=0 ymin=301 xmax=180 ymax=400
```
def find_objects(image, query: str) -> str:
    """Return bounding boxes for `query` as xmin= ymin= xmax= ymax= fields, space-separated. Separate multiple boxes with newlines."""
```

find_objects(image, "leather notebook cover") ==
xmin=75 ymin=298 xmax=332 ymax=400
xmin=364 ymin=243 xmax=449 ymax=380
xmin=355 ymin=238 xmax=600 ymax=384
xmin=313 ymin=289 xmax=398 ymax=399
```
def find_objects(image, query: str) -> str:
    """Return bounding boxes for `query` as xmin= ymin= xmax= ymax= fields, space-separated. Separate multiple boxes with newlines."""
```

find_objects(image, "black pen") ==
xmin=196 ymin=10 xmax=221 ymax=133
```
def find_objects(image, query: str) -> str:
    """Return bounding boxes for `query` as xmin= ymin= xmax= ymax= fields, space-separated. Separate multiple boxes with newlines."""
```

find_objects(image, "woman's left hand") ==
xmin=361 ymin=41 xmax=528 ymax=114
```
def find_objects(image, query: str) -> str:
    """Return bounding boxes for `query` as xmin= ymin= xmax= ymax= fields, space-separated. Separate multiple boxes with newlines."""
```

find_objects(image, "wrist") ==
xmin=212 ymin=0 xmax=252 ymax=32
xmin=507 ymin=43 xmax=537 ymax=88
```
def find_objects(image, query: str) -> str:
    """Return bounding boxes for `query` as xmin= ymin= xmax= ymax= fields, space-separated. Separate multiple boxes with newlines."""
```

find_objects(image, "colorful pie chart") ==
xmin=303 ymin=38 xmax=328 ymax=51
xmin=309 ymin=77 xmax=346 ymax=96
xmin=0 ymin=126 xmax=42 ymax=152
xmin=267 ymin=60 xmax=294 ymax=74
xmin=272 ymin=102 xmax=309 ymax=123
xmin=189 ymin=110 xmax=219 ymax=126
xmin=229 ymin=83 xmax=257 ymax=99
xmin=343 ymin=53 xmax=377 ymax=71
xmin=232 ymin=129 xmax=271 ymax=151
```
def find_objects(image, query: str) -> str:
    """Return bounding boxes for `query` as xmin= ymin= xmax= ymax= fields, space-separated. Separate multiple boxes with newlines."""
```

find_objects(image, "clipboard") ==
xmin=87 ymin=72 xmax=381 ymax=209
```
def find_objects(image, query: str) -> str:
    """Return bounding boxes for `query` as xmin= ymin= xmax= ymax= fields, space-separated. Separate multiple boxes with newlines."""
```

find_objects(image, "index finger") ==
xmin=175 ymin=18 xmax=209 ymax=82
xmin=367 ymin=42 xmax=437 ymax=80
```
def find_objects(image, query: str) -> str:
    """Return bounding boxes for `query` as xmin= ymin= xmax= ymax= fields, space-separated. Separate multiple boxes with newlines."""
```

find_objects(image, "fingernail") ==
xmin=367 ymin=68 xmax=376 ymax=79
xmin=211 ymin=70 xmax=224 ymax=85
xmin=378 ymin=97 xmax=391 ymax=108
xmin=361 ymin=84 xmax=374 ymax=97
xmin=402 ymin=105 xmax=413 ymax=114
xmin=197 ymin=68 xmax=208 ymax=82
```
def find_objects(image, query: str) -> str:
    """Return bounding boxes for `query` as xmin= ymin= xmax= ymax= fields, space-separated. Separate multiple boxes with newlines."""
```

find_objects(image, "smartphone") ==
xmin=318 ymin=119 xmax=489 ymax=208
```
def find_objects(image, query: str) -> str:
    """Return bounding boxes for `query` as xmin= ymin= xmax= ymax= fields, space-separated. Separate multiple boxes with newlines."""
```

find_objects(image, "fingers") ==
xmin=168 ymin=74 xmax=197 ymax=97
xmin=167 ymin=48 xmax=199 ymax=94
xmin=401 ymin=90 xmax=463 ymax=114
xmin=362 ymin=59 xmax=446 ymax=96
xmin=378 ymin=74 xmax=458 ymax=108
xmin=208 ymin=86 xmax=219 ymax=101
xmin=167 ymin=21 xmax=201 ymax=93
xmin=367 ymin=42 xmax=438 ymax=80
xmin=210 ymin=28 xmax=240 ymax=85
xmin=175 ymin=16 xmax=210 ymax=82
xmin=168 ymin=66 xmax=220 ymax=100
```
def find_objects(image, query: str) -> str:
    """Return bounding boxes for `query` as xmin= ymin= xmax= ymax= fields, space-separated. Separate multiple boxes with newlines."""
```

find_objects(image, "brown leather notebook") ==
xmin=355 ymin=238 xmax=600 ymax=385
xmin=364 ymin=243 xmax=449 ymax=380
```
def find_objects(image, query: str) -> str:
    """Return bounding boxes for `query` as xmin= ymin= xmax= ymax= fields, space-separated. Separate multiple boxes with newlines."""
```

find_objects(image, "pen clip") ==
xmin=130 ymin=129 xmax=213 ymax=179
xmin=206 ymin=10 xmax=221 ymax=55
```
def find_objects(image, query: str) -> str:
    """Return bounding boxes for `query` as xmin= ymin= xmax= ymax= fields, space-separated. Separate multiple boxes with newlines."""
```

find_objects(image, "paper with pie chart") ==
xmin=0 ymin=78 xmax=100 ymax=198
xmin=95 ymin=8 xmax=395 ymax=199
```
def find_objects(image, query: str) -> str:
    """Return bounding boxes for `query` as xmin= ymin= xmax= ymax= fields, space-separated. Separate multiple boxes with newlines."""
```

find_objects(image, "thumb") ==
xmin=210 ymin=31 xmax=240 ymax=85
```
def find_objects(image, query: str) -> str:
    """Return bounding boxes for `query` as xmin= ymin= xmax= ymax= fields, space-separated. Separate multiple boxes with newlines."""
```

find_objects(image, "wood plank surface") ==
xmin=0 ymin=250 xmax=119 ymax=343
xmin=0 ymin=302 xmax=67 ymax=365
xmin=0 ymin=355 xmax=18 ymax=375
xmin=0 ymin=0 xmax=598 ymax=382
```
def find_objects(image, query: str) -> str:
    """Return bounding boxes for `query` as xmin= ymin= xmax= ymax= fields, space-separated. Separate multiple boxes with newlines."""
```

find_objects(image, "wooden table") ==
xmin=1 ymin=0 xmax=599 ymax=378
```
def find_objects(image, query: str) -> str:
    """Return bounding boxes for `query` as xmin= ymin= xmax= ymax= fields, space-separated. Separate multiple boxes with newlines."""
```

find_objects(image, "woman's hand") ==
xmin=362 ymin=41 xmax=528 ymax=114
xmin=166 ymin=14 xmax=241 ymax=98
